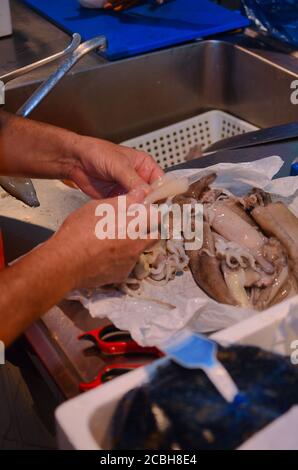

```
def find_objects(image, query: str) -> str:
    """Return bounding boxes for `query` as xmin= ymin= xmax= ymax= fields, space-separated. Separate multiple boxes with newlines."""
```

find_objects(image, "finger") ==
xmin=71 ymin=168 xmax=123 ymax=199
xmin=148 ymin=162 xmax=165 ymax=184
xmin=86 ymin=179 xmax=124 ymax=198
xmin=105 ymin=190 xmax=161 ymax=243
xmin=115 ymin=164 xmax=151 ymax=193
xmin=138 ymin=155 xmax=164 ymax=184
xmin=126 ymin=194 xmax=161 ymax=241
xmin=126 ymin=187 xmax=148 ymax=204
xmin=107 ymin=184 xmax=126 ymax=197
xmin=126 ymin=149 xmax=164 ymax=184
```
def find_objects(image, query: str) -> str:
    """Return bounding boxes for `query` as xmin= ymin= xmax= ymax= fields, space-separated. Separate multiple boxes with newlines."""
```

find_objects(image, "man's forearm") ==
xmin=0 ymin=110 xmax=79 ymax=179
xmin=0 ymin=236 xmax=77 ymax=346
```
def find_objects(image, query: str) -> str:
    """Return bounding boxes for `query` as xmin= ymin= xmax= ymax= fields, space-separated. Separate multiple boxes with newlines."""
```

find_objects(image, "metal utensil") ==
xmin=0 ymin=34 xmax=107 ymax=207
xmin=205 ymin=122 xmax=298 ymax=154
xmin=17 ymin=35 xmax=107 ymax=118
xmin=0 ymin=34 xmax=81 ymax=207
xmin=144 ymin=169 xmax=210 ymax=204
xmin=78 ymin=323 xmax=162 ymax=391
xmin=78 ymin=323 xmax=162 ymax=356
xmin=160 ymin=329 xmax=239 ymax=403
xmin=0 ymin=33 xmax=81 ymax=85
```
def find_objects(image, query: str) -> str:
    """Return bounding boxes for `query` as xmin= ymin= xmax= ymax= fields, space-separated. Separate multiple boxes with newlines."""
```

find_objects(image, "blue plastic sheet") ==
xmin=241 ymin=0 xmax=298 ymax=47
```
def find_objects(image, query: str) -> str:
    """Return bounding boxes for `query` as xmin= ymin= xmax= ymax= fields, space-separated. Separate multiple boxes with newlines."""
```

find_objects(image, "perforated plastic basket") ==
xmin=122 ymin=110 xmax=258 ymax=169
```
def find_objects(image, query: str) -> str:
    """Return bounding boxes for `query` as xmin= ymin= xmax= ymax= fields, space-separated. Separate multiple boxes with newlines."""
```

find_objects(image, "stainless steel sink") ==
xmin=2 ymin=38 xmax=298 ymax=255
xmin=4 ymin=40 xmax=298 ymax=144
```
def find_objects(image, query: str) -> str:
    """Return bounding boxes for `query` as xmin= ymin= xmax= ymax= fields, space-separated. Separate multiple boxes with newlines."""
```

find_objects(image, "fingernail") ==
xmin=138 ymin=183 xmax=151 ymax=194
xmin=129 ymin=187 xmax=147 ymax=201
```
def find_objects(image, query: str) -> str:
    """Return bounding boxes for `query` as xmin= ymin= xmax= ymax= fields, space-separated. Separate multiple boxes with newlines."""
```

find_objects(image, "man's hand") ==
xmin=0 ymin=189 xmax=157 ymax=345
xmin=0 ymin=111 xmax=163 ymax=198
xmin=53 ymin=188 xmax=157 ymax=288
xmin=0 ymin=111 xmax=164 ymax=345
xmin=68 ymin=136 xmax=163 ymax=199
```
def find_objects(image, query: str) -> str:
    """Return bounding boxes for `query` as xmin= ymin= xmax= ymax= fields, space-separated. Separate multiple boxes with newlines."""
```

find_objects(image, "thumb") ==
xmin=117 ymin=164 xmax=150 ymax=193
xmin=126 ymin=187 xmax=148 ymax=205
xmin=126 ymin=188 xmax=161 ymax=239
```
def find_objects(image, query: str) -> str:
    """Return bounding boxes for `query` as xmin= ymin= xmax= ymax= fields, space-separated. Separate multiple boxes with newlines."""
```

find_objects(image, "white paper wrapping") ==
xmin=69 ymin=156 xmax=298 ymax=346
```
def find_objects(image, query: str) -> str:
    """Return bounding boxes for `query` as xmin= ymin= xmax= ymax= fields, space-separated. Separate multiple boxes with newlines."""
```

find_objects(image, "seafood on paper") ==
xmin=122 ymin=172 xmax=298 ymax=311
xmin=68 ymin=157 xmax=298 ymax=346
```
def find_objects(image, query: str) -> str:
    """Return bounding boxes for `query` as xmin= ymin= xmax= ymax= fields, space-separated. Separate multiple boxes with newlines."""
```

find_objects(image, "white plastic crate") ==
xmin=122 ymin=110 xmax=258 ymax=169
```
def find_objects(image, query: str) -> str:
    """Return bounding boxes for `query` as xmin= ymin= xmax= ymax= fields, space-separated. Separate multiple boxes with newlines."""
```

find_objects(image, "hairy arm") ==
xmin=0 ymin=237 xmax=75 ymax=347
xmin=0 ymin=192 xmax=154 ymax=347
xmin=0 ymin=110 xmax=163 ymax=197
xmin=0 ymin=111 xmax=162 ymax=345
xmin=0 ymin=110 xmax=76 ymax=179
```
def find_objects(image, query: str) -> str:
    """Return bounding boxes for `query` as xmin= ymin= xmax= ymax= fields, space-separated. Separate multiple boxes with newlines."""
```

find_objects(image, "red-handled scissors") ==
xmin=78 ymin=323 xmax=162 ymax=356
xmin=78 ymin=324 xmax=163 ymax=391
xmin=79 ymin=363 xmax=147 ymax=392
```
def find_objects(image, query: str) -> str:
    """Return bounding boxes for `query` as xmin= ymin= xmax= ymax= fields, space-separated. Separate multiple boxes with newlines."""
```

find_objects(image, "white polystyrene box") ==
xmin=56 ymin=295 xmax=298 ymax=450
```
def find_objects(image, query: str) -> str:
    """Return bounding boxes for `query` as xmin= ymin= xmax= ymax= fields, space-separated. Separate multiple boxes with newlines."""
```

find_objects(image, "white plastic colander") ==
xmin=122 ymin=110 xmax=258 ymax=169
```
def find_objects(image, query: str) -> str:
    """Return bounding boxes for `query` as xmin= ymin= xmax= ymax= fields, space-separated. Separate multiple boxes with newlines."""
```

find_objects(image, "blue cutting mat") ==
xmin=22 ymin=0 xmax=249 ymax=60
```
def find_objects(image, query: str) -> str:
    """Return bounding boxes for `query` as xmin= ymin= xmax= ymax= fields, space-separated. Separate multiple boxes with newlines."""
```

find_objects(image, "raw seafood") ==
xmin=183 ymin=173 xmax=216 ymax=200
xmin=110 ymin=345 xmax=298 ymax=450
xmin=251 ymin=202 xmax=298 ymax=281
xmin=144 ymin=173 xmax=189 ymax=204
xmin=121 ymin=239 xmax=189 ymax=300
xmin=122 ymin=174 xmax=298 ymax=311
xmin=183 ymin=181 xmax=297 ymax=310
xmin=184 ymin=144 xmax=203 ymax=162
xmin=187 ymin=222 xmax=237 ymax=306
xmin=0 ymin=175 xmax=40 ymax=207
xmin=207 ymin=201 xmax=274 ymax=274
xmin=121 ymin=174 xmax=215 ymax=298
